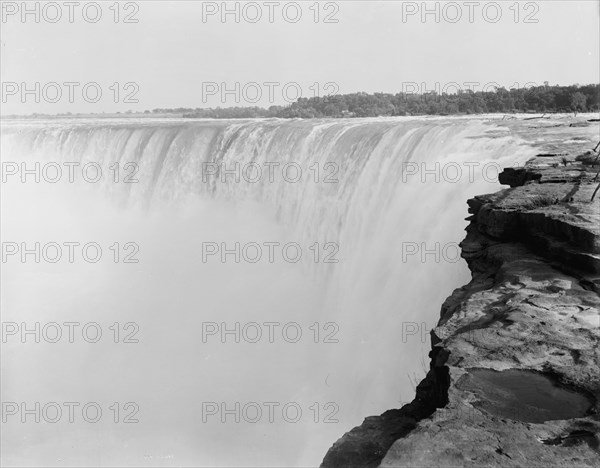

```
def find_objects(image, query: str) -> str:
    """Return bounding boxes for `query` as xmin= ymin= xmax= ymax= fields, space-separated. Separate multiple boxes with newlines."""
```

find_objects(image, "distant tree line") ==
xmin=7 ymin=84 xmax=598 ymax=119
xmin=172 ymin=84 xmax=599 ymax=118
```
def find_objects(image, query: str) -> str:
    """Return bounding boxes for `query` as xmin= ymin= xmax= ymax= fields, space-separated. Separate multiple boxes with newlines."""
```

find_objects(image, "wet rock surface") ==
xmin=322 ymin=134 xmax=600 ymax=467
xmin=457 ymin=369 xmax=594 ymax=423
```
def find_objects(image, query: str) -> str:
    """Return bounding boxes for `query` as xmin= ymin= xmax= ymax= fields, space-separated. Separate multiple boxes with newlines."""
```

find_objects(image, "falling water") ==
xmin=1 ymin=116 xmax=538 ymax=467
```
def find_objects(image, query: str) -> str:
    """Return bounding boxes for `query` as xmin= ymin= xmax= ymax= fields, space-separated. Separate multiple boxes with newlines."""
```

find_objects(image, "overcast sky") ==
xmin=1 ymin=0 xmax=599 ymax=114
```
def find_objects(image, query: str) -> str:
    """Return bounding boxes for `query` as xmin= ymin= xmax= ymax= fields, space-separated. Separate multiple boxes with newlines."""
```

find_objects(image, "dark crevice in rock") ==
xmin=542 ymin=429 xmax=600 ymax=451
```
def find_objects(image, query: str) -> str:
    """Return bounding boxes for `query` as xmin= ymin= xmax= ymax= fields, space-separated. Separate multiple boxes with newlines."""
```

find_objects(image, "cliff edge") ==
xmin=322 ymin=147 xmax=600 ymax=467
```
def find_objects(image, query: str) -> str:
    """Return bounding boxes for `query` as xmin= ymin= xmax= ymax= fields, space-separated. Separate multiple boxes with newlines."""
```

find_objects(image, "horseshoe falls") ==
xmin=0 ymin=117 xmax=536 ymax=467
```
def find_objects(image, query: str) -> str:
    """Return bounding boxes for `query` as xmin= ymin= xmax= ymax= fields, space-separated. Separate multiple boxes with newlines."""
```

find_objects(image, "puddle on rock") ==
xmin=457 ymin=369 xmax=594 ymax=423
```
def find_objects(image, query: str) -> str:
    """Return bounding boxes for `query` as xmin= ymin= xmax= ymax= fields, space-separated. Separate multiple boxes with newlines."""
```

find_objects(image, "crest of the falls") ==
xmin=1 ymin=117 xmax=535 ymax=298
xmin=0 ymin=117 xmax=536 ymax=467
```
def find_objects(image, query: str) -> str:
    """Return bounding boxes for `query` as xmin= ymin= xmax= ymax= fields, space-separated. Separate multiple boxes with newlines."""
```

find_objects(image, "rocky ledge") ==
xmin=322 ymin=148 xmax=600 ymax=467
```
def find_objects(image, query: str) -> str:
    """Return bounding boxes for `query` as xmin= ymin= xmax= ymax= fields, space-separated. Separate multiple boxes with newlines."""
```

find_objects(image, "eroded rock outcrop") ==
xmin=322 ymin=148 xmax=600 ymax=467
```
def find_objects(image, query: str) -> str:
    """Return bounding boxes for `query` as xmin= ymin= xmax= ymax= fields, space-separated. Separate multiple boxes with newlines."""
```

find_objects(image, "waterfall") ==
xmin=1 ymin=117 xmax=536 ymax=467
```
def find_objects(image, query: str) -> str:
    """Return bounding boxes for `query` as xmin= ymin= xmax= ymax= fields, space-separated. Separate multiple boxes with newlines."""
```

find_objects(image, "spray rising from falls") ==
xmin=1 ymin=117 xmax=535 ymax=467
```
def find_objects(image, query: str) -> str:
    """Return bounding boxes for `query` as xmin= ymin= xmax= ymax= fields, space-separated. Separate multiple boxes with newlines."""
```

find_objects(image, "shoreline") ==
xmin=322 ymin=146 xmax=600 ymax=467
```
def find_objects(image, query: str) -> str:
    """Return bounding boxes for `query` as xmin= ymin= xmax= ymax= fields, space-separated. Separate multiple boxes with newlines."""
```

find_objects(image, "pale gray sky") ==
xmin=1 ymin=0 xmax=599 ymax=114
